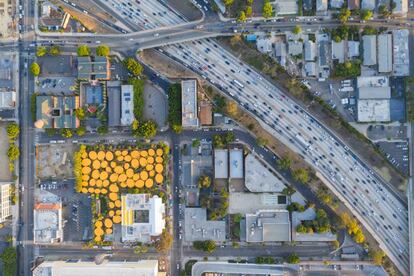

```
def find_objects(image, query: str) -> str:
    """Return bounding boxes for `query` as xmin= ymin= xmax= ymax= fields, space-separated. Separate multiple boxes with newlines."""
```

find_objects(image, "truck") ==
xmin=233 ymin=79 xmax=244 ymax=88
xmin=295 ymin=134 xmax=311 ymax=150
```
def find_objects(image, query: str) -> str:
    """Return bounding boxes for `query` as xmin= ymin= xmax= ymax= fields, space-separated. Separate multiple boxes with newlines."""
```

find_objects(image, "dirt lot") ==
xmin=0 ymin=124 xmax=12 ymax=182
xmin=36 ymin=144 xmax=75 ymax=179
xmin=216 ymin=37 xmax=407 ymax=194
xmin=227 ymin=0 xmax=265 ymax=17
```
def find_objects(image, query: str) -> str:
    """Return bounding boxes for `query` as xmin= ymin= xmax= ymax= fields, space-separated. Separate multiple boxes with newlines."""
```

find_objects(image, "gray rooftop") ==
xmin=107 ymin=82 xmax=121 ymax=127
xmin=229 ymin=148 xmax=243 ymax=179
xmin=245 ymin=210 xmax=291 ymax=242
xmin=362 ymin=35 xmax=377 ymax=66
xmin=378 ymin=34 xmax=393 ymax=73
xmin=184 ymin=208 xmax=226 ymax=242
xmin=181 ymin=80 xmax=198 ymax=128
xmin=214 ymin=149 xmax=228 ymax=179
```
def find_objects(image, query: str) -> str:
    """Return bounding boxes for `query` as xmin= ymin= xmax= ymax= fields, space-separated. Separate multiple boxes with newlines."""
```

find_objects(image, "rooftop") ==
xmin=288 ymin=41 xmax=303 ymax=56
xmin=121 ymin=85 xmax=134 ymax=126
xmin=214 ymin=149 xmax=228 ymax=179
xmin=77 ymin=56 xmax=110 ymax=80
xmin=273 ymin=0 xmax=298 ymax=14
xmin=33 ymin=260 xmax=159 ymax=276
xmin=357 ymin=99 xmax=390 ymax=122
xmin=292 ymin=208 xmax=337 ymax=242
xmin=33 ymin=202 xmax=63 ymax=244
xmin=35 ymin=95 xmax=79 ymax=129
xmin=244 ymin=154 xmax=286 ymax=192
xmin=358 ymin=87 xmax=391 ymax=99
xmin=107 ymin=81 xmax=121 ymax=127
xmin=357 ymin=76 xmax=389 ymax=88
xmin=304 ymin=41 xmax=316 ymax=61
xmin=245 ymin=210 xmax=291 ymax=242
xmin=362 ymin=35 xmax=377 ymax=66
xmin=0 ymin=91 xmax=15 ymax=108
xmin=378 ymin=34 xmax=392 ymax=73
xmin=229 ymin=192 xmax=287 ymax=214
xmin=181 ymin=80 xmax=198 ymax=128
xmin=392 ymin=29 xmax=410 ymax=76
xmin=331 ymin=40 xmax=345 ymax=63
xmin=229 ymin=148 xmax=243 ymax=179
xmin=184 ymin=207 xmax=226 ymax=242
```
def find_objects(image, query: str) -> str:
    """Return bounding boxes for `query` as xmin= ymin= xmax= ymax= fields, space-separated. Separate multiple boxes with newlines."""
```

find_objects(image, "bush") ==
xmin=128 ymin=78 xmax=145 ymax=120
xmin=96 ymin=45 xmax=110 ymax=56
xmin=287 ymin=202 xmax=305 ymax=213
xmin=255 ymin=256 xmax=275 ymax=264
xmin=6 ymin=122 xmax=19 ymax=140
xmin=77 ymin=45 xmax=90 ymax=56
xmin=198 ymin=175 xmax=211 ymax=188
xmin=30 ymin=93 xmax=38 ymax=120
xmin=123 ymin=57 xmax=143 ymax=76
xmin=30 ymin=62 xmax=40 ymax=76
xmin=167 ymin=83 xmax=182 ymax=130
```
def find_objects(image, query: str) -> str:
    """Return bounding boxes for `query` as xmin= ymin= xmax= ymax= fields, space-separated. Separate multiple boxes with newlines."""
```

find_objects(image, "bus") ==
xmin=233 ymin=79 xmax=244 ymax=88
xmin=295 ymin=134 xmax=311 ymax=151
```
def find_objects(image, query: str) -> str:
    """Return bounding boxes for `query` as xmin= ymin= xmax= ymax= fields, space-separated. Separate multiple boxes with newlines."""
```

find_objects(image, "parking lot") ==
xmin=40 ymin=180 xmax=93 ymax=242
xmin=376 ymin=141 xmax=409 ymax=175
xmin=36 ymin=77 xmax=76 ymax=94
xmin=37 ymin=55 xmax=76 ymax=77
xmin=367 ymin=124 xmax=407 ymax=141
xmin=0 ymin=124 xmax=12 ymax=181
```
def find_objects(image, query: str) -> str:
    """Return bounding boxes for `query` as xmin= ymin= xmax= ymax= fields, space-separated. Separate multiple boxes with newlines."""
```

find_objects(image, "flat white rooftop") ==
xmin=357 ymin=99 xmax=390 ymax=122
xmin=181 ymin=79 xmax=198 ymax=128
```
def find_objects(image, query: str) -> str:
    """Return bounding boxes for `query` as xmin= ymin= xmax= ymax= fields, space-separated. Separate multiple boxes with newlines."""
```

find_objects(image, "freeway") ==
xmin=101 ymin=0 xmax=410 ymax=273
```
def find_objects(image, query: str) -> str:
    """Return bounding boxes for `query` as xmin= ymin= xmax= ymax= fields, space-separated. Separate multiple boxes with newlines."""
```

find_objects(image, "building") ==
xmin=121 ymin=194 xmax=165 ymax=243
xmin=33 ymin=260 xmax=160 ymax=276
xmin=229 ymin=148 xmax=243 ymax=179
xmin=304 ymin=62 xmax=317 ymax=77
xmin=0 ymin=183 xmax=10 ymax=223
xmin=33 ymin=202 xmax=63 ymax=244
xmin=292 ymin=208 xmax=337 ymax=241
xmin=256 ymin=38 xmax=272 ymax=53
xmin=288 ymin=41 xmax=303 ymax=56
xmin=0 ymin=91 xmax=15 ymax=109
xmin=304 ymin=41 xmax=316 ymax=61
xmin=361 ymin=0 xmax=375 ymax=9
xmin=274 ymin=42 xmax=287 ymax=67
xmin=330 ymin=0 xmax=344 ymax=8
xmin=245 ymin=210 xmax=291 ymax=242
xmin=273 ymin=0 xmax=298 ymax=14
xmin=184 ymin=208 xmax=226 ymax=242
xmin=347 ymin=41 xmax=360 ymax=58
xmin=107 ymin=81 xmax=121 ymax=127
xmin=35 ymin=95 xmax=80 ymax=129
xmin=77 ymin=56 xmax=110 ymax=80
xmin=214 ymin=149 xmax=228 ymax=179
xmin=316 ymin=0 xmax=328 ymax=11
xmin=362 ymin=35 xmax=377 ymax=66
xmin=181 ymin=79 xmax=198 ymax=128
xmin=303 ymin=0 xmax=313 ymax=11
xmin=244 ymin=154 xmax=286 ymax=193
xmin=378 ymin=34 xmax=393 ymax=73
xmin=392 ymin=29 xmax=410 ymax=76
xmin=348 ymin=0 xmax=360 ymax=9
xmin=40 ymin=7 xmax=70 ymax=31
xmin=392 ymin=0 xmax=408 ymax=16
xmin=229 ymin=193 xmax=287 ymax=214
xmin=331 ymin=40 xmax=345 ymax=63
xmin=120 ymin=85 xmax=134 ymax=126
xmin=245 ymin=34 xmax=257 ymax=42
xmin=357 ymin=76 xmax=391 ymax=122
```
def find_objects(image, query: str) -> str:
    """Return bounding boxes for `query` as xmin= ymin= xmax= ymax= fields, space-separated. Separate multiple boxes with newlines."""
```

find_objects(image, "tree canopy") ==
xmin=198 ymin=175 xmax=211 ymax=188
xmin=49 ymin=45 xmax=60 ymax=56
xmin=138 ymin=120 xmax=157 ymax=138
xmin=7 ymin=144 xmax=19 ymax=161
xmin=292 ymin=25 xmax=302 ymax=35
xmin=155 ymin=230 xmax=173 ymax=253
xmin=0 ymin=247 xmax=17 ymax=276
xmin=193 ymin=240 xmax=216 ymax=253
xmin=77 ymin=45 xmax=90 ymax=56
xmin=123 ymin=57 xmax=143 ymax=76
xmin=292 ymin=168 xmax=309 ymax=183
xmin=30 ymin=62 xmax=40 ymax=76
xmin=338 ymin=8 xmax=351 ymax=23
xmin=36 ymin=46 xmax=47 ymax=57
xmin=237 ymin=11 xmax=247 ymax=22
xmin=262 ymin=1 xmax=273 ymax=18
xmin=245 ymin=6 xmax=253 ymax=17
xmin=223 ymin=0 xmax=234 ymax=6
xmin=286 ymin=253 xmax=300 ymax=264
xmin=360 ymin=9 xmax=373 ymax=20
xmin=6 ymin=122 xmax=19 ymax=140
xmin=96 ymin=45 xmax=111 ymax=56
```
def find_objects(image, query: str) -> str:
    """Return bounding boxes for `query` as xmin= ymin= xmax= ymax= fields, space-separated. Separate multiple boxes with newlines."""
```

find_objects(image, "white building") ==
xmin=392 ymin=0 xmax=408 ymax=16
xmin=378 ymin=34 xmax=393 ymax=73
xmin=316 ymin=0 xmax=328 ymax=11
xmin=362 ymin=35 xmax=377 ymax=66
xmin=357 ymin=76 xmax=391 ymax=122
xmin=347 ymin=41 xmax=360 ymax=58
xmin=392 ymin=29 xmax=410 ymax=76
xmin=331 ymin=40 xmax=345 ymax=63
xmin=304 ymin=41 xmax=316 ymax=61
xmin=33 ymin=260 xmax=160 ymax=276
xmin=214 ymin=149 xmax=228 ymax=179
xmin=361 ymin=0 xmax=375 ymax=9
xmin=0 ymin=91 xmax=15 ymax=109
xmin=0 ymin=183 xmax=10 ymax=223
xmin=304 ymin=62 xmax=317 ymax=77
xmin=229 ymin=148 xmax=243 ymax=179
xmin=33 ymin=201 xmax=63 ymax=244
xmin=245 ymin=210 xmax=291 ymax=242
xmin=120 ymin=85 xmax=134 ymax=126
xmin=288 ymin=41 xmax=303 ymax=56
xmin=274 ymin=42 xmax=287 ymax=67
xmin=181 ymin=79 xmax=198 ymax=128
xmin=256 ymin=38 xmax=273 ymax=53
xmin=121 ymin=194 xmax=165 ymax=243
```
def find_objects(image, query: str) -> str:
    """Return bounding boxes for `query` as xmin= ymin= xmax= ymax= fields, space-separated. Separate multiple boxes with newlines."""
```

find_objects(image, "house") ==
xmin=245 ymin=34 xmax=257 ymax=42
xmin=256 ymin=38 xmax=273 ymax=53
xmin=33 ymin=201 xmax=63 ymax=244
xmin=274 ymin=42 xmax=287 ymax=67
xmin=304 ymin=62 xmax=317 ymax=76
xmin=181 ymin=79 xmax=198 ymax=128
xmin=331 ymin=40 xmax=345 ymax=63
xmin=304 ymin=41 xmax=316 ymax=61
xmin=378 ymin=34 xmax=392 ymax=73
xmin=362 ymin=35 xmax=377 ymax=66
xmin=77 ymin=56 xmax=111 ymax=80
xmin=0 ymin=91 xmax=15 ymax=109
xmin=288 ymin=41 xmax=303 ymax=56
xmin=347 ymin=41 xmax=360 ymax=58
xmin=392 ymin=29 xmax=410 ymax=76
xmin=357 ymin=76 xmax=391 ymax=122
xmin=35 ymin=95 xmax=80 ymax=129
xmin=121 ymin=194 xmax=165 ymax=243
xmin=392 ymin=0 xmax=408 ymax=16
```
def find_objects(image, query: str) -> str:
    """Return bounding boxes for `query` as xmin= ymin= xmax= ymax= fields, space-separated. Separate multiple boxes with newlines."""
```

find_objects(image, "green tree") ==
xmin=49 ymin=45 xmax=60 ymax=56
xmin=353 ymin=229 xmax=365 ymax=243
xmin=281 ymin=186 xmax=296 ymax=196
xmin=155 ymin=229 xmax=173 ymax=253
xmin=296 ymin=224 xmax=307 ymax=233
xmin=277 ymin=155 xmax=292 ymax=170
xmin=224 ymin=132 xmax=235 ymax=144
xmin=262 ymin=1 xmax=273 ymax=18
xmin=237 ymin=11 xmax=247 ymax=22
xmin=390 ymin=0 xmax=396 ymax=9
xmin=213 ymin=134 xmax=224 ymax=148
xmin=198 ymin=175 xmax=211 ymax=188
xmin=134 ymin=244 xmax=149 ymax=254
xmin=60 ymin=128 xmax=73 ymax=138
xmin=245 ymin=6 xmax=253 ymax=17
xmin=36 ymin=46 xmax=47 ymax=57
xmin=172 ymin=124 xmax=182 ymax=133
xmin=3 ymin=234 xmax=12 ymax=243
xmin=74 ymin=108 xmax=86 ymax=120
xmin=77 ymin=45 xmax=90 ymax=56
xmin=0 ymin=247 xmax=17 ymax=276
xmin=292 ymin=25 xmax=302 ymax=34
xmin=123 ymin=57 xmax=143 ymax=76
xmin=370 ymin=249 xmax=385 ymax=265
xmin=96 ymin=45 xmax=111 ymax=56
xmin=223 ymin=0 xmax=234 ymax=6
xmin=256 ymin=137 xmax=268 ymax=147
xmin=226 ymin=100 xmax=239 ymax=116
xmin=292 ymin=168 xmax=309 ymax=183
xmin=76 ymin=126 xmax=86 ymax=136
xmin=192 ymin=139 xmax=200 ymax=147
xmin=6 ymin=122 xmax=19 ymax=140
xmin=286 ymin=253 xmax=300 ymax=264
xmin=338 ymin=8 xmax=351 ymax=23
xmin=247 ymin=0 xmax=254 ymax=5
xmin=193 ymin=240 xmax=216 ymax=253
xmin=138 ymin=120 xmax=157 ymax=138
xmin=360 ymin=9 xmax=373 ymax=20
xmin=7 ymin=144 xmax=19 ymax=161
xmin=97 ymin=125 xmax=108 ymax=135
xmin=30 ymin=62 xmax=40 ymax=76
xmin=378 ymin=4 xmax=390 ymax=17
xmin=332 ymin=240 xmax=340 ymax=249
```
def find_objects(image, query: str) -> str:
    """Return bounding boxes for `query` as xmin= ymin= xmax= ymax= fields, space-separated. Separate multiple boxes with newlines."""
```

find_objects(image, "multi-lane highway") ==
xmin=93 ymin=0 xmax=410 ymax=273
